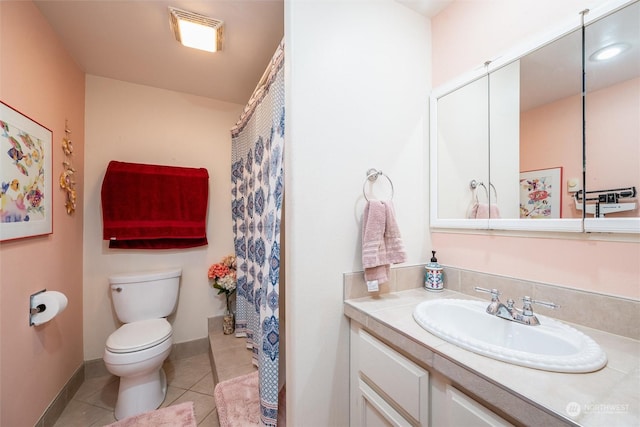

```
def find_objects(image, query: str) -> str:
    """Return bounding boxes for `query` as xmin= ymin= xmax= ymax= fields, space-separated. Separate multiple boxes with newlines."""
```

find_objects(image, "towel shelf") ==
xmin=363 ymin=168 xmax=394 ymax=201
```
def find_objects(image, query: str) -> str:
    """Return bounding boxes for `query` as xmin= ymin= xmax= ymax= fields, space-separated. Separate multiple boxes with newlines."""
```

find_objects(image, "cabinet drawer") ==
xmin=446 ymin=385 xmax=513 ymax=427
xmin=357 ymin=330 xmax=429 ymax=422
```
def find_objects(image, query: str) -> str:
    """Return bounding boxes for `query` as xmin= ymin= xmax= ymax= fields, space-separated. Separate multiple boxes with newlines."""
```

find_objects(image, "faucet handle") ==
xmin=474 ymin=287 xmax=501 ymax=301
xmin=521 ymin=296 xmax=560 ymax=316
xmin=530 ymin=297 xmax=560 ymax=309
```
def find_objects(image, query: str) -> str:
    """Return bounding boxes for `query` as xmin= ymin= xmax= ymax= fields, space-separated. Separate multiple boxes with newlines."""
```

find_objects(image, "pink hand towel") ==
xmin=382 ymin=201 xmax=407 ymax=264
xmin=469 ymin=203 xmax=501 ymax=219
xmin=362 ymin=200 xmax=386 ymax=269
xmin=361 ymin=200 xmax=407 ymax=285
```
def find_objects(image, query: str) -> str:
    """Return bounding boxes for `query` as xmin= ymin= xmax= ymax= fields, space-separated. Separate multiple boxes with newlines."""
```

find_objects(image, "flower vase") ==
xmin=223 ymin=311 xmax=234 ymax=335
xmin=222 ymin=295 xmax=234 ymax=335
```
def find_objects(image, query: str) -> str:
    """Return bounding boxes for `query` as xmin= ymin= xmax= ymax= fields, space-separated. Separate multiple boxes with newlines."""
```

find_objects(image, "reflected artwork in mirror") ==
xmin=430 ymin=0 xmax=639 ymax=234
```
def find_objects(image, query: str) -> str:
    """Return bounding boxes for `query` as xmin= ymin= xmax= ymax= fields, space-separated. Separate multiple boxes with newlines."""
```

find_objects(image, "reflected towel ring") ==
xmin=470 ymin=179 xmax=497 ymax=202
xmin=363 ymin=168 xmax=395 ymax=201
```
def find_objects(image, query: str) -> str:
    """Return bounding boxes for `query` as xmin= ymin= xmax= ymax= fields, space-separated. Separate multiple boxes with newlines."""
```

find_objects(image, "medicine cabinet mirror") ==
xmin=430 ymin=0 xmax=639 ymax=234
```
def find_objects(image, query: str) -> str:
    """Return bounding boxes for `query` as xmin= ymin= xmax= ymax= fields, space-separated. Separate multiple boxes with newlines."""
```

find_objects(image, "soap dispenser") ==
xmin=424 ymin=251 xmax=444 ymax=292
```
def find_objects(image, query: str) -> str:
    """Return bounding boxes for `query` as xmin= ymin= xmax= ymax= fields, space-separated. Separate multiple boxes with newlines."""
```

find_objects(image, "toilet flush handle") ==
xmin=112 ymin=286 xmax=123 ymax=293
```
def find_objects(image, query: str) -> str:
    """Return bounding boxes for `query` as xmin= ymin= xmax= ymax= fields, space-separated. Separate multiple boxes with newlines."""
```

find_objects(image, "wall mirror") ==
xmin=583 ymin=0 xmax=639 ymax=232
xmin=430 ymin=0 xmax=639 ymax=234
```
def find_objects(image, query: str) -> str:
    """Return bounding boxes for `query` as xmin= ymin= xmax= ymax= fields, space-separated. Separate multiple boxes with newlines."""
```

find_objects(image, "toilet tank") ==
xmin=109 ymin=267 xmax=182 ymax=323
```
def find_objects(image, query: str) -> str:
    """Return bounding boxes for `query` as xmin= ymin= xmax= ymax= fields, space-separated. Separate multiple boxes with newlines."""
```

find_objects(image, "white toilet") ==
xmin=103 ymin=267 xmax=182 ymax=420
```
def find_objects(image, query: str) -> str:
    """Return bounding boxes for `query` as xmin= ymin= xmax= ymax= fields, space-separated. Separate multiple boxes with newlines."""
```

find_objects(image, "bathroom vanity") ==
xmin=345 ymin=285 xmax=639 ymax=426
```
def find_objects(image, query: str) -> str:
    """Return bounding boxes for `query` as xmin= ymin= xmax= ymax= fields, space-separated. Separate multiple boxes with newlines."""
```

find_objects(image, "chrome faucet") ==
xmin=474 ymin=287 xmax=559 ymax=326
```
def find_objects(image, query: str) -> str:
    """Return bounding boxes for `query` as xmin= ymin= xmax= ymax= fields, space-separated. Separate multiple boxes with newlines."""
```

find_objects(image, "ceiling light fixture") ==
xmin=589 ymin=43 xmax=630 ymax=62
xmin=169 ymin=7 xmax=223 ymax=53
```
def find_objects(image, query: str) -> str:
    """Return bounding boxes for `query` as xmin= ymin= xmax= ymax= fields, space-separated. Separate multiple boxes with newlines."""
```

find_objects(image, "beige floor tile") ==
xmin=210 ymin=332 xmax=247 ymax=351
xmin=89 ymin=410 xmax=118 ymax=427
xmin=199 ymin=409 xmax=222 ymax=427
xmin=164 ymin=353 xmax=213 ymax=390
xmin=79 ymin=377 xmax=119 ymax=411
xmin=71 ymin=375 xmax=118 ymax=402
xmin=52 ymin=400 xmax=114 ymax=427
xmin=191 ymin=372 xmax=215 ymax=395
xmin=160 ymin=384 xmax=189 ymax=408
xmin=218 ymin=363 xmax=257 ymax=383
xmin=170 ymin=390 xmax=217 ymax=424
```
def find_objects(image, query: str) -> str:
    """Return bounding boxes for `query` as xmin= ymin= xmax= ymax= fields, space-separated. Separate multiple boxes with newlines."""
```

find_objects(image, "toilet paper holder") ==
xmin=29 ymin=289 xmax=68 ymax=326
xmin=30 ymin=289 xmax=47 ymax=326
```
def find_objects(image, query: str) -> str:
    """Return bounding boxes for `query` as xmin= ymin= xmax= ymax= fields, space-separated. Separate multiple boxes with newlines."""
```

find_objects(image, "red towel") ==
xmin=101 ymin=161 xmax=209 ymax=249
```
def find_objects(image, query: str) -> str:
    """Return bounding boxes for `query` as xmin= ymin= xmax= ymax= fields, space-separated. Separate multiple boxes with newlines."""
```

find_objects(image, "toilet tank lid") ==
xmin=109 ymin=267 xmax=182 ymax=285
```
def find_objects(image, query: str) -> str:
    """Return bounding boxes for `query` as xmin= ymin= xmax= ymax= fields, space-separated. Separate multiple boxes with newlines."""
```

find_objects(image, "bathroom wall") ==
xmin=285 ymin=0 xmax=431 ymax=424
xmin=0 ymin=2 xmax=85 ymax=426
xmin=82 ymin=76 xmax=243 ymax=360
xmin=432 ymin=0 xmax=640 ymax=299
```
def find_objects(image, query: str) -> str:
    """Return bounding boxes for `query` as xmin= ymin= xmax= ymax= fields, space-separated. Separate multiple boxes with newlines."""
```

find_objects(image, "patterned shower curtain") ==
xmin=230 ymin=41 xmax=284 ymax=427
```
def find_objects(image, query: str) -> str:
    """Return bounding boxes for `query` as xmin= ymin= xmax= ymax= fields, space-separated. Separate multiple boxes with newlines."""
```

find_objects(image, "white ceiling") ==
xmin=34 ymin=1 xmax=636 ymax=114
xmin=33 ymin=1 xmax=456 ymax=106
xmin=34 ymin=1 xmax=455 ymax=106
xmin=34 ymin=0 xmax=285 ymax=105
xmin=396 ymin=0 xmax=452 ymax=16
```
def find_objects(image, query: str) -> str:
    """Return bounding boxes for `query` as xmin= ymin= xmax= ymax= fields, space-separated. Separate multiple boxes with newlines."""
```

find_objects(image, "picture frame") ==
xmin=0 ymin=101 xmax=53 ymax=241
xmin=519 ymin=167 xmax=562 ymax=219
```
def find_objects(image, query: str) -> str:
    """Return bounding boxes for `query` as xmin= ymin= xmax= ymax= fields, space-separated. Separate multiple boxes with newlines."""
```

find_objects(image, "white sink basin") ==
xmin=413 ymin=299 xmax=607 ymax=373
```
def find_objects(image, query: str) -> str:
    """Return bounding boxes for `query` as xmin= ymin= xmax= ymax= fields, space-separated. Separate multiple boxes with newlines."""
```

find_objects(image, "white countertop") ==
xmin=344 ymin=287 xmax=640 ymax=427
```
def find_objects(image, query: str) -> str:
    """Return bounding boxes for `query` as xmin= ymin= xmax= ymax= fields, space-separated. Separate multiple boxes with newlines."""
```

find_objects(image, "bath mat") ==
xmin=104 ymin=401 xmax=196 ymax=427
xmin=214 ymin=371 xmax=260 ymax=426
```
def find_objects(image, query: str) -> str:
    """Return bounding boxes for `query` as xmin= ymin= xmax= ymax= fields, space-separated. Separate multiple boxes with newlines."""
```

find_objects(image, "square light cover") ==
xmin=169 ymin=7 xmax=223 ymax=52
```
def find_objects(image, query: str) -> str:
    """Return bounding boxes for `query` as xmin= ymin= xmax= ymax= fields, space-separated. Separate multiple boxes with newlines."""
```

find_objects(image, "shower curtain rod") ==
xmin=232 ymin=39 xmax=284 ymax=136
xmin=252 ymin=61 xmax=272 ymax=98
xmin=251 ymin=39 xmax=284 ymax=98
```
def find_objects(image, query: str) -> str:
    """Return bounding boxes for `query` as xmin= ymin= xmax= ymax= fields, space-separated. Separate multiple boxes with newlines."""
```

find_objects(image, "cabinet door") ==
xmin=350 ymin=324 xmax=429 ymax=426
xmin=357 ymin=378 xmax=413 ymax=427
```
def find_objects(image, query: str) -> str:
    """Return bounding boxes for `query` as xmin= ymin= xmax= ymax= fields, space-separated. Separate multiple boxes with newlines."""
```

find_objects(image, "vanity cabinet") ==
xmin=350 ymin=324 xmax=429 ymax=426
xmin=350 ymin=323 xmax=512 ymax=427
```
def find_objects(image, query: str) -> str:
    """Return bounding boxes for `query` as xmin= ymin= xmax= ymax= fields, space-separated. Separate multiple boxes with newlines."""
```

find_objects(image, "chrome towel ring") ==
xmin=470 ymin=179 xmax=497 ymax=202
xmin=363 ymin=168 xmax=395 ymax=201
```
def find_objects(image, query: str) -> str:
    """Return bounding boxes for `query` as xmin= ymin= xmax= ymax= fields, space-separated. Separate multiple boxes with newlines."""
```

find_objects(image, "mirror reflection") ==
xmin=436 ymin=76 xmax=488 ymax=220
xmin=513 ymin=29 xmax=582 ymax=220
xmin=432 ymin=1 xmax=639 ymax=232
xmin=583 ymin=1 xmax=639 ymax=219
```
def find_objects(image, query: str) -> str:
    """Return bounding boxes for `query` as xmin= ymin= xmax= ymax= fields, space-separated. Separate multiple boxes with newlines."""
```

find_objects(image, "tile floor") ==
xmin=53 ymin=331 xmax=255 ymax=427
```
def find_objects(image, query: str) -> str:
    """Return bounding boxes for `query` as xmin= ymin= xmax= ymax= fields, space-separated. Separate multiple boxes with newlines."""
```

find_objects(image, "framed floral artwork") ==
xmin=519 ymin=167 xmax=562 ymax=219
xmin=0 ymin=101 xmax=52 ymax=241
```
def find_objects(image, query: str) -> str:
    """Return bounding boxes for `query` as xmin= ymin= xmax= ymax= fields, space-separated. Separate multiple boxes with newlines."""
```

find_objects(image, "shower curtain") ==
xmin=230 ymin=40 xmax=284 ymax=427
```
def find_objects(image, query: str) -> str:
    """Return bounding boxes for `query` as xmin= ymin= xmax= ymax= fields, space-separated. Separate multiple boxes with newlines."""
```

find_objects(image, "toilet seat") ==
xmin=106 ymin=318 xmax=172 ymax=353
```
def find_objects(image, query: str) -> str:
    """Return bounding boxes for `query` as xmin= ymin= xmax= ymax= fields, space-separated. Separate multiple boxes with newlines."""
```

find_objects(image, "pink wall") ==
xmin=0 ymin=2 xmax=85 ymax=426
xmin=432 ymin=0 xmax=640 ymax=299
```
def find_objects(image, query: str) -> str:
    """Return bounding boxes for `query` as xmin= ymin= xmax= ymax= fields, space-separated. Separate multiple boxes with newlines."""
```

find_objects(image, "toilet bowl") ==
xmin=104 ymin=318 xmax=173 ymax=420
xmin=103 ymin=268 xmax=181 ymax=420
